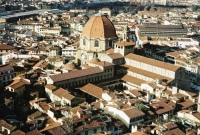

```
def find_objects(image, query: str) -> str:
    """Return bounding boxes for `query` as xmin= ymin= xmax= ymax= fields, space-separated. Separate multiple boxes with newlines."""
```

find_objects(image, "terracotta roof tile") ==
xmin=193 ymin=112 xmax=200 ymax=120
xmin=0 ymin=44 xmax=14 ymax=50
xmin=92 ymin=61 xmax=115 ymax=67
xmin=0 ymin=64 xmax=14 ymax=72
xmin=45 ymin=84 xmax=57 ymax=91
xmin=75 ymin=120 xmax=106 ymax=133
xmin=11 ymin=130 xmax=25 ymax=135
xmin=162 ymin=128 xmax=185 ymax=135
xmin=122 ymin=65 xmax=173 ymax=84
xmin=45 ymin=126 xmax=69 ymax=135
xmin=121 ymin=106 xmax=145 ymax=119
xmin=82 ymin=15 xmax=117 ymax=39
xmin=39 ymin=119 xmax=61 ymax=132
xmin=91 ymin=101 xmax=101 ymax=110
xmin=106 ymin=48 xmax=114 ymax=54
xmin=53 ymin=88 xmax=74 ymax=100
xmin=26 ymin=130 xmax=42 ymax=135
xmin=0 ymin=120 xmax=15 ymax=130
xmin=80 ymin=83 xmax=103 ymax=99
xmin=108 ymin=53 xmax=123 ymax=59
xmin=28 ymin=111 xmax=42 ymax=121
xmin=115 ymin=41 xmax=135 ymax=46
xmin=150 ymin=99 xmax=174 ymax=115
xmin=33 ymin=60 xmax=49 ymax=69
xmin=71 ymin=106 xmax=82 ymax=114
xmin=125 ymin=53 xmax=181 ymax=71
xmin=8 ymin=81 xmax=25 ymax=89
xmin=89 ymin=58 xmax=100 ymax=63
xmin=6 ymin=79 xmax=30 ymax=89
xmin=129 ymin=131 xmax=148 ymax=135
xmin=178 ymin=99 xmax=195 ymax=109
xmin=121 ymin=75 xmax=146 ymax=86
xmin=127 ymin=89 xmax=144 ymax=97
xmin=50 ymin=67 xmax=103 ymax=83
xmin=163 ymin=122 xmax=177 ymax=130
xmin=39 ymin=102 xmax=50 ymax=111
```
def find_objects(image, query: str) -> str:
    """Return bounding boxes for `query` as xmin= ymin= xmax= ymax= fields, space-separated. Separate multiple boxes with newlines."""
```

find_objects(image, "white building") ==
xmin=39 ymin=26 xmax=61 ymax=36
xmin=177 ymin=110 xmax=200 ymax=126
xmin=125 ymin=53 xmax=184 ymax=80
xmin=0 ymin=52 xmax=14 ymax=65
xmin=172 ymin=38 xmax=199 ymax=49
xmin=104 ymin=105 xmax=144 ymax=128
xmin=99 ymin=8 xmax=112 ymax=17
xmin=153 ymin=0 xmax=167 ymax=5
xmin=62 ymin=45 xmax=77 ymax=57
xmin=114 ymin=41 xmax=135 ymax=56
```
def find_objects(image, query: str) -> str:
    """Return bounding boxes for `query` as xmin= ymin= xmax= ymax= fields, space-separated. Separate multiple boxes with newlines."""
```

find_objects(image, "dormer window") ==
xmin=94 ymin=40 xmax=99 ymax=47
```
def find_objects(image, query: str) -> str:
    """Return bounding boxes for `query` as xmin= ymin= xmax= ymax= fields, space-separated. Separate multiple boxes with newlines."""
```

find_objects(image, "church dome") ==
xmin=82 ymin=15 xmax=117 ymax=39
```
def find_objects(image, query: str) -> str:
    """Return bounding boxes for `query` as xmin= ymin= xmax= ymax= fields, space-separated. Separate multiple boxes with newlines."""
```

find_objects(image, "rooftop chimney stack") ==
xmin=197 ymin=91 xmax=200 ymax=112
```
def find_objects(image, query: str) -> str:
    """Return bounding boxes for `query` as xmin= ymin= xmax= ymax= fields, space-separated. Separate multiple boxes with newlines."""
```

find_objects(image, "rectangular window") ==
xmin=83 ymin=39 xmax=86 ymax=46
xmin=94 ymin=40 xmax=99 ymax=47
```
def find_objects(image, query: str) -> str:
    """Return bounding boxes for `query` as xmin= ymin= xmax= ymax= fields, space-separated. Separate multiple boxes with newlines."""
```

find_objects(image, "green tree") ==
xmin=192 ymin=5 xmax=200 ymax=11
xmin=137 ymin=103 xmax=149 ymax=111
xmin=196 ymin=15 xmax=200 ymax=21
xmin=119 ymin=10 xmax=125 ymax=14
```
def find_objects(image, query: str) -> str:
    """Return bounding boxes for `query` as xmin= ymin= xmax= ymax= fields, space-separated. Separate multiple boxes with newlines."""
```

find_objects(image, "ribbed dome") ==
xmin=82 ymin=15 xmax=117 ymax=39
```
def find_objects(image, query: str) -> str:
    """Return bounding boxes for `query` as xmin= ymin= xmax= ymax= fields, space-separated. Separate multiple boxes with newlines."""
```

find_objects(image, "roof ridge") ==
xmin=89 ymin=16 xmax=98 ymax=39
xmin=101 ymin=16 xmax=106 ymax=39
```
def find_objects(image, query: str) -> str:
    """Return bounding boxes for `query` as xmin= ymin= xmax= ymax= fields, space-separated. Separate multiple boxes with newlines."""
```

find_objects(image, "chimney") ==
xmin=146 ymin=91 xmax=150 ymax=102
xmin=198 ymin=128 xmax=200 ymax=135
xmin=131 ymin=125 xmax=138 ymax=133
xmin=197 ymin=91 xmax=200 ymax=112
xmin=155 ymin=79 xmax=161 ymax=85
xmin=172 ymin=86 xmax=178 ymax=95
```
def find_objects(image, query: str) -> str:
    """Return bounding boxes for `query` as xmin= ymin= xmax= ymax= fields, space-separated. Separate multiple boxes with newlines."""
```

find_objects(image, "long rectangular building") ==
xmin=139 ymin=25 xmax=188 ymax=37
xmin=124 ymin=53 xmax=185 ymax=82
xmin=46 ymin=64 xmax=115 ymax=89
xmin=0 ymin=9 xmax=59 ymax=22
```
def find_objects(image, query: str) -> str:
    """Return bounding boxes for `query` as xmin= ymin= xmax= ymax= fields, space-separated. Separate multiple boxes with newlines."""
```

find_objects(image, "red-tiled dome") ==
xmin=82 ymin=15 xmax=117 ymax=39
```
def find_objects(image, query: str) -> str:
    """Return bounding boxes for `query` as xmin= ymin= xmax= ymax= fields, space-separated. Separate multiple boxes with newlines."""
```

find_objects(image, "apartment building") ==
xmin=39 ymin=26 xmax=61 ymax=36
xmin=62 ymin=44 xmax=78 ymax=57
xmin=0 ymin=64 xmax=15 ymax=88
xmin=166 ymin=50 xmax=200 ymax=82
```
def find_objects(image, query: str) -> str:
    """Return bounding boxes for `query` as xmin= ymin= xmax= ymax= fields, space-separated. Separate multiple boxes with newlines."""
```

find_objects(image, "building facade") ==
xmin=0 ymin=64 xmax=15 ymax=88
xmin=77 ymin=14 xmax=117 ymax=64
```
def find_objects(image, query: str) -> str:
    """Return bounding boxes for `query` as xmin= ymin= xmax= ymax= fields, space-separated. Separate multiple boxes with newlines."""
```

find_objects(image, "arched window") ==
xmin=83 ymin=39 xmax=86 ymax=46
xmin=94 ymin=40 xmax=99 ymax=47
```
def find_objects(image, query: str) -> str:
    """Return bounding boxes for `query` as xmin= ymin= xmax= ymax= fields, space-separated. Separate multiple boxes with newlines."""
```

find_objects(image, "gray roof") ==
xmin=0 ymin=9 xmax=50 ymax=19
xmin=139 ymin=25 xmax=188 ymax=33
